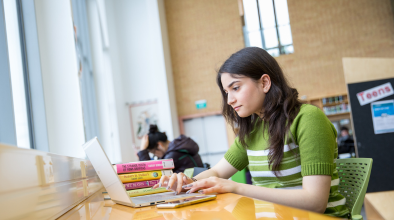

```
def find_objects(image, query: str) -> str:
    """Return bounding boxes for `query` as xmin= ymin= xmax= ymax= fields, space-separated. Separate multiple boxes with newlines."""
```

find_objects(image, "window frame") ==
xmin=242 ymin=0 xmax=293 ymax=56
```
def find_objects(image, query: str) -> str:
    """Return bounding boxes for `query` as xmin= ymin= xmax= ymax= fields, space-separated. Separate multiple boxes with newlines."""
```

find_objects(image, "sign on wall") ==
xmin=195 ymin=100 xmax=207 ymax=109
xmin=371 ymin=100 xmax=394 ymax=134
xmin=356 ymin=82 xmax=393 ymax=106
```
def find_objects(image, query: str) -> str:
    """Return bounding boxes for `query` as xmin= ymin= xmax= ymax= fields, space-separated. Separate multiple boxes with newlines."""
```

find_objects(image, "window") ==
xmin=242 ymin=0 xmax=293 ymax=57
xmin=0 ymin=0 xmax=100 ymax=152
xmin=71 ymin=0 xmax=100 ymax=141
xmin=2 ymin=0 xmax=32 ymax=149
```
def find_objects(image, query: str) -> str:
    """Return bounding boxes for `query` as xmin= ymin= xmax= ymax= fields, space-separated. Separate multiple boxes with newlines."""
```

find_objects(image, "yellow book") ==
xmin=126 ymin=187 xmax=169 ymax=197
xmin=118 ymin=170 xmax=173 ymax=183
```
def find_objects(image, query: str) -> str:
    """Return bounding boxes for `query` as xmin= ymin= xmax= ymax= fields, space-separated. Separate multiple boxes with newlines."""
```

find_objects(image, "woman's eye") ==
xmin=233 ymin=87 xmax=239 ymax=91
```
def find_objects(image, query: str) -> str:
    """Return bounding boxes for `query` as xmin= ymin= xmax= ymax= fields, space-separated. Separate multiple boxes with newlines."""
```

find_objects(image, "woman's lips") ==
xmin=234 ymin=106 xmax=241 ymax=111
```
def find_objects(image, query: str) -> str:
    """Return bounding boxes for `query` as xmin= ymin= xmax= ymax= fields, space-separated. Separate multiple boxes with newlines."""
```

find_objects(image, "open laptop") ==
xmin=82 ymin=137 xmax=200 ymax=207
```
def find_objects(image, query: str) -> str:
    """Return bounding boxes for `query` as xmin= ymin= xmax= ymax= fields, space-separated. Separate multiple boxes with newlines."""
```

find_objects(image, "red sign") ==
xmin=357 ymin=82 xmax=393 ymax=106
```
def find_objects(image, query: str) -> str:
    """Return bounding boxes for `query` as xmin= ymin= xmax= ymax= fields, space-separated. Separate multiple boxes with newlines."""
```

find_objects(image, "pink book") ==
xmin=113 ymin=159 xmax=174 ymax=174
xmin=123 ymin=180 xmax=160 ymax=190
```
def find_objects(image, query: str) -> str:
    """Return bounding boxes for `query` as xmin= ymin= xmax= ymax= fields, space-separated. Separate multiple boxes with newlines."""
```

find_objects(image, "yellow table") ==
xmin=58 ymin=189 xmax=342 ymax=220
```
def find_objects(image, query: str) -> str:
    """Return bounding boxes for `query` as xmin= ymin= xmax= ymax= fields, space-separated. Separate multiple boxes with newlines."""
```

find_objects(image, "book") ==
xmin=118 ymin=170 xmax=173 ymax=183
xmin=123 ymin=180 xmax=160 ymax=190
xmin=113 ymin=159 xmax=174 ymax=174
xmin=126 ymin=187 xmax=169 ymax=197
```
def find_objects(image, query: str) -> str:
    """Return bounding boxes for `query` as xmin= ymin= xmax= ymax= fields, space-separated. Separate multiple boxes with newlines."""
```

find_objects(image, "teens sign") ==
xmin=357 ymin=82 xmax=393 ymax=106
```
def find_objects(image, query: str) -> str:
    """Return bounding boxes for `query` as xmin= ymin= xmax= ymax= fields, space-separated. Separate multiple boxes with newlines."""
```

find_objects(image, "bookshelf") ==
xmin=306 ymin=93 xmax=353 ymax=135
xmin=306 ymin=93 xmax=351 ymax=121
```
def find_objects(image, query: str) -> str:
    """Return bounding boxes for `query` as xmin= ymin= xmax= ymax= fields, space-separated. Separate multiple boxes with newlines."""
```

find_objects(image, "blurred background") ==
xmin=1 ymin=0 xmax=393 ymax=165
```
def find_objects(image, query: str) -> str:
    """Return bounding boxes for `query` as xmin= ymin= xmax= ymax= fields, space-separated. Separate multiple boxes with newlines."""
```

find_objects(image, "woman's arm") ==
xmin=194 ymin=158 xmax=239 ymax=180
xmin=185 ymin=175 xmax=331 ymax=213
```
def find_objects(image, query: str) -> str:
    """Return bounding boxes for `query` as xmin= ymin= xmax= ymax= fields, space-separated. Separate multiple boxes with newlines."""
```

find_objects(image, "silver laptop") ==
xmin=82 ymin=137 xmax=200 ymax=207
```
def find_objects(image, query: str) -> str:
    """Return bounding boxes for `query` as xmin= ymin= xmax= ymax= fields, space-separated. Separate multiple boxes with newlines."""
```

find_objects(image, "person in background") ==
xmin=138 ymin=125 xmax=203 ymax=173
xmin=337 ymin=127 xmax=355 ymax=156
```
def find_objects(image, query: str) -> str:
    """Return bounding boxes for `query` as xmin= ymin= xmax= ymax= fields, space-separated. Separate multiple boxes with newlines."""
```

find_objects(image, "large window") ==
xmin=242 ymin=0 xmax=293 ymax=57
xmin=0 ymin=0 xmax=100 ymax=152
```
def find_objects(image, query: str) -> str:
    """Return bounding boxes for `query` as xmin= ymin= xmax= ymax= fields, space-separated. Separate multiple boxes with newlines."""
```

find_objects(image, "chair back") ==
xmin=184 ymin=167 xmax=208 ymax=178
xmin=336 ymin=158 xmax=373 ymax=217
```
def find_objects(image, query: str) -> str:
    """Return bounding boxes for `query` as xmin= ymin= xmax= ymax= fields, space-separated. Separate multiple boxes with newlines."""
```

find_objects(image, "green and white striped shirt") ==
xmin=224 ymin=104 xmax=349 ymax=217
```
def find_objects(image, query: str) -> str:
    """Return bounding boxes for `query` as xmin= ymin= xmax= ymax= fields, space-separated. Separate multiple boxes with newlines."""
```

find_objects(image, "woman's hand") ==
xmin=139 ymin=135 xmax=149 ymax=151
xmin=152 ymin=172 xmax=194 ymax=194
xmin=182 ymin=176 xmax=239 ymax=194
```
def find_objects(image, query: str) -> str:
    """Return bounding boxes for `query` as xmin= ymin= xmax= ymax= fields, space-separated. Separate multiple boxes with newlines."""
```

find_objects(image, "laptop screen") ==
xmin=83 ymin=138 xmax=132 ymax=205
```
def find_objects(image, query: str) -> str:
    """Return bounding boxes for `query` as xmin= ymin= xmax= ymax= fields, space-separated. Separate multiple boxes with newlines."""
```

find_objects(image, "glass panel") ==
xmin=243 ymin=0 xmax=261 ymax=31
xmin=258 ymin=0 xmax=276 ymax=28
xmin=278 ymin=25 xmax=293 ymax=45
xmin=247 ymin=31 xmax=263 ymax=48
xmin=4 ymin=0 xmax=31 ymax=149
xmin=283 ymin=45 xmax=294 ymax=54
xmin=267 ymin=48 xmax=280 ymax=57
xmin=263 ymin=27 xmax=278 ymax=48
xmin=274 ymin=0 xmax=290 ymax=26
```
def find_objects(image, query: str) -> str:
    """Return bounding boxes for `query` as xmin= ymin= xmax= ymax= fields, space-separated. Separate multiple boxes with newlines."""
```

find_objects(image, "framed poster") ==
xmin=371 ymin=100 xmax=394 ymax=134
xmin=128 ymin=100 xmax=159 ymax=147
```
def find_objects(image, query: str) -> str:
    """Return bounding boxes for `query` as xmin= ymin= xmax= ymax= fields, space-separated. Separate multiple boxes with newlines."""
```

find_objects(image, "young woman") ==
xmin=138 ymin=125 xmax=203 ymax=173
xmin=153 ymin=47 xmax=349 ymax=217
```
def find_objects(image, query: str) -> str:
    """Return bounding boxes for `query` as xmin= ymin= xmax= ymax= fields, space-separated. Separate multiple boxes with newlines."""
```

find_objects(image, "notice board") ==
xmin=347 ymin=77 xmax=394 ymax=193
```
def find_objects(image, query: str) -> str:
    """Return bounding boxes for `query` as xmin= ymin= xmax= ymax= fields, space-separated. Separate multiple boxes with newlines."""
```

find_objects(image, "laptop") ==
xmin=82 ymin=137 xmax=200 ymax=207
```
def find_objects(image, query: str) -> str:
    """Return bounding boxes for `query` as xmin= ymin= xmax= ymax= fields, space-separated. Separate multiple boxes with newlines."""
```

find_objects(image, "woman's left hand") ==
xmin=139 ymin=135 xmax=149 ymax=151
xmin=182 ymin=176 xmax=239 ymax=194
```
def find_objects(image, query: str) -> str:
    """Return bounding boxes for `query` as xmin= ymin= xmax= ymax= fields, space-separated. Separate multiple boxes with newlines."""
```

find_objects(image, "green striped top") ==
xmin=224 ymin=104 xmax=349 ymax=217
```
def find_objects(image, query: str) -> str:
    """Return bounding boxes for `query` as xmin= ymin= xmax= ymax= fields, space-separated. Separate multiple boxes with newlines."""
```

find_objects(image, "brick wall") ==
xmin=165 ymin=0 xmax=394 ymax=117
xmin=279 ymin=0 xmax=394 ymax=100
xmin=164 ymin=0 xmax=244 ymax=117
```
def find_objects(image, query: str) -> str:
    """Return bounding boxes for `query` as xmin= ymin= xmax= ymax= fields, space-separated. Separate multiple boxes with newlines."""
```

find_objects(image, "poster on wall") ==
xmin=371 ymin=99 xmax=394 ymax=134
xmin=128 ymin=100 xmax=159 ymax=147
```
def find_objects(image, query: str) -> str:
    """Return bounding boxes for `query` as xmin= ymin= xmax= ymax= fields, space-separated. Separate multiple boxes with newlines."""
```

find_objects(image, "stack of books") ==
xmin=112 ymin=159 xmax=174 ymax=197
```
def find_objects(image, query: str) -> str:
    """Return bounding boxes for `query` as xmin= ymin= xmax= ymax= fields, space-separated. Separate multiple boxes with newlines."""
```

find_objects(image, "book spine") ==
xmin=126 ymin=187 xmax=168 ymax=197
xmin=113 ymin=159 xmax=174 ymax=174
xmin=123 ymin=180 xmax=160 ymax=190
xmin=118 ymin=170 xmax=173 ymax=183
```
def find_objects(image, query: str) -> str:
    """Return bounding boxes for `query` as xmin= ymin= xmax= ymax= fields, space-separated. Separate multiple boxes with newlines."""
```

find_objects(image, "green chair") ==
xmin=336 ymin=158 xmax=373 ymax=220
xmin=231 ymin=168 xmax=247 ymax=184
xmin=184 ymin=168 xmax=194 ymax=178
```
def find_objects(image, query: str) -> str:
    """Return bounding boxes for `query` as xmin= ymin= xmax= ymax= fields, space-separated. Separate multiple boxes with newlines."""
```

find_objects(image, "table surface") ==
xmin=58 ymin=189 xmax=341 ymax=220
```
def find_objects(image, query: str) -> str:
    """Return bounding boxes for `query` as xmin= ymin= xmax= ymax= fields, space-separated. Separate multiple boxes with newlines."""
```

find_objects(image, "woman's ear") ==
xmin=260 ymin=74 xmax=271 ymax=93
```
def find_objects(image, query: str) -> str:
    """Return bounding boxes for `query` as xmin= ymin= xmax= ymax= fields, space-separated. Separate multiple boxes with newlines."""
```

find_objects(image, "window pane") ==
xmin=263 ymin=27 xmax=278 ymax=48
xmin=258 ymin=0 xmax=276 ymax=28
xmin=247 ymin=31 xmax=263 ymax=48
xmin=267 ymin=48 xmax=280 ymax=57
xmin=4 ymin=0 xmax=31 ymax=149
xmin=278 ymin=24 xmax=293 ymax=45
xmin=274 ymin=0 xmax=290 ymax=26
xmin=283 ymin=45 xmax=294 ymax=54
xmin=243 ymin=0 xmax=260 ymax=31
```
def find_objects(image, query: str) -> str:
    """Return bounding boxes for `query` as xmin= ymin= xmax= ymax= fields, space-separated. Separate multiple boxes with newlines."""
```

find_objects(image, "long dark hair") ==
xmin=147 ymin=125 xmax=168 ymax=150
xmin=216 ymin=47 xmax=302 ymax=176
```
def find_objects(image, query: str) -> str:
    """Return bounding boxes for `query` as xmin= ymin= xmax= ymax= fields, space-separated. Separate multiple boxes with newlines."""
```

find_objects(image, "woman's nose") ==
xmin=227 ymin=93 xmax=236 ymax=105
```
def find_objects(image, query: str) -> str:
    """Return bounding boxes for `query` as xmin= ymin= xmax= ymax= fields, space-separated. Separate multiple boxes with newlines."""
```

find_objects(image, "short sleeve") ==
xmin=224 ymin=137 xmax=249 ymax=171
xmin=296 ymin=106 xmax=336 ymax=176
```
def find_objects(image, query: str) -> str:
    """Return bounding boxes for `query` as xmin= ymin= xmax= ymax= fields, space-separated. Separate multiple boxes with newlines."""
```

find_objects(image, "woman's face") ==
xmin=149 ymin=144 xmax=166 ymax=158
xmin=221 ymin=73 xmax=270 ymax=118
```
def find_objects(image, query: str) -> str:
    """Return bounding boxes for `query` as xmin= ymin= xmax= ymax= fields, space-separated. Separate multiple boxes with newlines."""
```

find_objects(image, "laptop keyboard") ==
xmin=132 ymin=192 xmax=199 ymax=205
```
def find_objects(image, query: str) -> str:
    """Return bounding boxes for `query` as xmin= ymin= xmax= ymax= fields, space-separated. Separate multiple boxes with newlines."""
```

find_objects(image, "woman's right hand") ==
xmin=152 ymin=172 xmax=194 ymax=195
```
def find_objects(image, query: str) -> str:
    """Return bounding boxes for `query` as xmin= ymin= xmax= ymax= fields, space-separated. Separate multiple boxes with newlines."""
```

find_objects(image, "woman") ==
xmin=138 ymin=125 xmax=203 ymax=173
xmin=153 ymin=47 xmax=349 ymax=217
